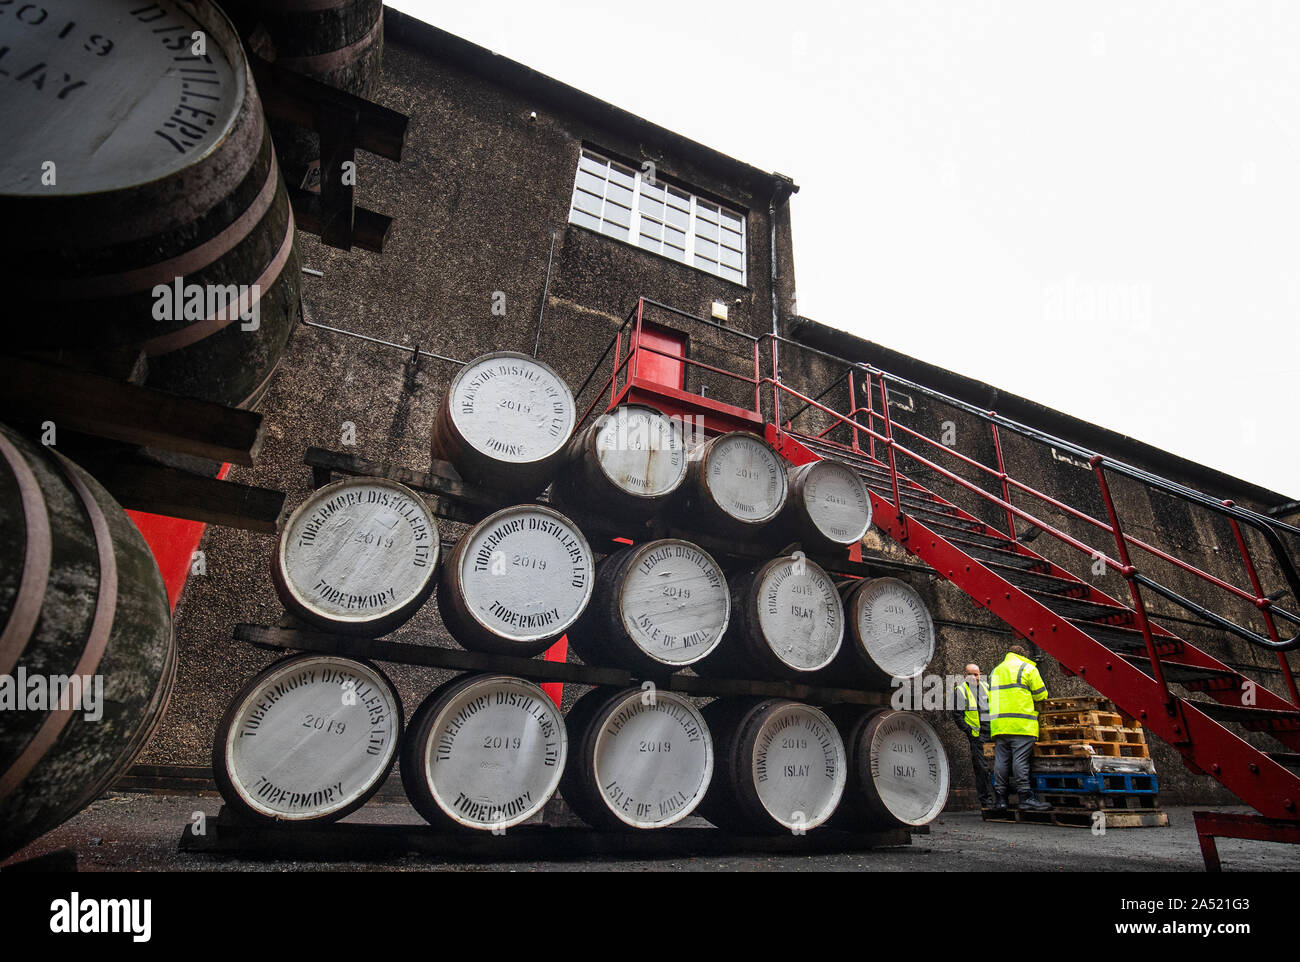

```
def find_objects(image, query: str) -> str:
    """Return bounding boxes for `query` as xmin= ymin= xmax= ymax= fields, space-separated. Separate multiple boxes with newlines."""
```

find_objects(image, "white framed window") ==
xmin=568 ymin=148 xmax=747 ymax=285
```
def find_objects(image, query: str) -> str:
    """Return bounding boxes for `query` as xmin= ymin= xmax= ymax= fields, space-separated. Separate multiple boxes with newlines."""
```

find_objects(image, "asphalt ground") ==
xmin=3 ymin=792 xmax=1297 ymax=873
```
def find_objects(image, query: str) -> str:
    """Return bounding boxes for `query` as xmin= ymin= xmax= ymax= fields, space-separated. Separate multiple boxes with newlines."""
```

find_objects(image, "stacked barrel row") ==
xmin=217 ymin=656 xmax=948 ymax=834
xmin=217 ymin=351 xmax=948 ymax=834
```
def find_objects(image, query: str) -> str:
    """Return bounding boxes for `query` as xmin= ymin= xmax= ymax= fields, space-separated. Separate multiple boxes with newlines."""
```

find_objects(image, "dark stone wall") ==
xmin=140 ymin=30 xmax=794 ymax=767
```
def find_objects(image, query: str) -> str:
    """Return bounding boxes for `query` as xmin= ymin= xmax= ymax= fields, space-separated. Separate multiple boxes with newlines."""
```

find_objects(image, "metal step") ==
xmin=1029 ymin=591 xmax=1134 ymax=622
xmin=1268 ymin=752 xmax=1300 ymax=771
xmin=1070 ymin=620 xmax=1183 ymax=656
xmin=948 ymin=538 xmax=1051 ymax=571
xmin=1121 ymin=654 xmax=1240 ymax=689
xmin=917 ymin=517 xmax=1013 ymax=549
xmin=993 ymin=564 xmax=1092 ymax=596
xmin=1193 ymin=701 xmax=1300 ymax=731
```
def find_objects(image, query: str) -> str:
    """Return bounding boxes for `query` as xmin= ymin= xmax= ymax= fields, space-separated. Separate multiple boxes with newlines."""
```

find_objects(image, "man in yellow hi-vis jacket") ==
xmin=989 ymin=645 xmax=1052 ymax=813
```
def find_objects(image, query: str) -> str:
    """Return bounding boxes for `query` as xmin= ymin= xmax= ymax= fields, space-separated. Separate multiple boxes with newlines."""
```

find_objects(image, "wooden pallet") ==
xmin=1039 ymin=792 xmax=1161 ymax=812
xmin=1040 ymin=710 xmax=1123 ymax=728
xmin=1040 ymin=724 xmax=1147 ymax=745
xmin=1041 ymin=695 xmax=1116 ymax=713
xmin=1036 ymin=740 xmax=1151 ymax=759
xmin=982 ymin=808 xmax=1169 ymax=829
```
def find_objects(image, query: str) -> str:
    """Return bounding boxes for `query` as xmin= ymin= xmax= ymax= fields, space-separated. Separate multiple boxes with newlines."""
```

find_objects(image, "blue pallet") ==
xmin=1031 ymin=772 xmax=1158 ymax=795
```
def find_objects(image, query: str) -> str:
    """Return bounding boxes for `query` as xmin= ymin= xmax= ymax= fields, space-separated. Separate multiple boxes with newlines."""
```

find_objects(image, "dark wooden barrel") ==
xmin=400 ymin=673 xmax=566 ymax=831
xmin=828 ymin=707 xmax=949 ymax=830
xmin=272 ymin=478 xmax=440 ymax=636
xmin=0 ymin=0 xmax=300 ymax=411
xmin=0 ymin=423 xmax=175 ymax=859
xmin=824 ymin=577 xmax=935 ymax=688
xmin=255 ymin=0 xmax=385 ymax=183
xmin=431 ymin=353 xmax=576 ymax=497
xmin=677 ymin=431 xmax=788 ymax=535
xmin=566 ymin=539 xmax=729 ymax=674
xmin=696 ymin=554 xmax=843 ymax=680
xmin=697 ymin=697 xmax=846 ymax=835
xmin=436 ymin=504 xmax=594 ymax=657
xmin=551 ymin=404 xmax=688 ymax=520
xmin=213 ymin=654 xmax=402 ymax=824
xmin=780 ymin=460 xmax=872 ymax=553
xmin=560 ymin=686 xmax=712 ymax=830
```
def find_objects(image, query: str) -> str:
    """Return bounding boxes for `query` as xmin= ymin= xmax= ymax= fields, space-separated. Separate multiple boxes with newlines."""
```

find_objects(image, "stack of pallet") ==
xmin=983 ymin=695 xmax=1168 ymax=827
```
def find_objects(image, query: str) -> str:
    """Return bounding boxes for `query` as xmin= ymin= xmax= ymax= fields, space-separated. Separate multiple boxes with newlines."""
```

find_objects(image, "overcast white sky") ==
xmin=390 ymin=1 xmax=1298 ymax=500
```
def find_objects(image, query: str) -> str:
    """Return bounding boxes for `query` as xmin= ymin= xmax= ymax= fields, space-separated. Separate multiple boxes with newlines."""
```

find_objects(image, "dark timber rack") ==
xmin=0 ymin=355 xmax=286 ymax=533
xmin=179 ymin=810 xmax=912 ymax=861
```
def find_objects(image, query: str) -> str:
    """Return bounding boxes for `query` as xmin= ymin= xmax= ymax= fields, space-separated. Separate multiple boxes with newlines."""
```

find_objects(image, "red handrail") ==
xmin=575 ymin=299 xmax=1300 ymax=660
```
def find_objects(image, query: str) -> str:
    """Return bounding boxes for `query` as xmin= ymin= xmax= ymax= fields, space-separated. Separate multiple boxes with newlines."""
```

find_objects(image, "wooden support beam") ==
xmin=233 ymin=623 xmax=892 ymax=706
xmin=288 ymin=188 xmax=392 ymax=254
xmin=0 ymin=356 xmax=266 ymax=465
xmin=88 ymin=462 xmax=285 ymax=534
xmin=251 ymin=57 xmax=407 ymax=162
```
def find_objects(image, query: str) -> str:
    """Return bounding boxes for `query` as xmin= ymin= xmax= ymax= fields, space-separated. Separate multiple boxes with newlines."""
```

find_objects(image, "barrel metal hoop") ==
xmin=0 ymin=456 xmax=117 ymax=799
xmin=53 ymin=158 xmax=281 ymax=300
xmin=140 ymin=200 xmax=296 ymax=357
xmin=278 ymin=15 xmax=382 ymax=72
xmin=0 ymin=432 xmax=52 ymax=677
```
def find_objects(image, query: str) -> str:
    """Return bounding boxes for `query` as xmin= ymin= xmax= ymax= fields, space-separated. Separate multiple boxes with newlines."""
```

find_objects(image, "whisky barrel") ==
xmin=560 ymin=687 xmax=713 ymax=830
xmin=780 ymin=460 xmax=871 ymax=553
xmin=825 ymin=577 xmax=935 ymax=688
xmin=551 ymin=405 xmax=687 ymax=519
xmin=696 ymin=554 xmax=843 ymax=680
xmin=213 ymin=654 xmax=402 ymax=824
xmin=256 ymin=0 xmax=384 ymax=183
xmin=0 ymin=423 xmax=175 ymax=859
xmin=0 ymin=0 xmax=300 ymax=410
xmin=829 ymin=708 xmax=949 ymax=829
xmin=431 ymin=353 xmax=576 ymax=496
xmin=436 ymin=504 xmax=594 ymax=657
xmin=566 ymin=539 xmax=728 ymax=674
xmin=400 ymin=673 xmax=566 ymax=831
xmin=678 ymin=432 xmax=788 ymax=535
xmin=272 ymin=478 xmax=440 ymax=636
xmin=697 ymin=698 xmax=846 ymax=834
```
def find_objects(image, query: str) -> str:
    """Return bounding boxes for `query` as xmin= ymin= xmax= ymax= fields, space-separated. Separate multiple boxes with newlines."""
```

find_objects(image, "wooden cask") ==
xmin=697 ymin=698 xmax=846 ymax=835
xmin=0 ymin=0 xmax=300 ymax=410
xmin=829 ymin=708 xmax=949 ymax=830
xmin=255 ymin=0 xmax=385 ymax=183
xmin=213 ymin=654 xmax=402 ymax=824
xmin=436 ymin=504 xmax=594 ymax=657
xmin=678 ymin=432 xmax=788 ymax=536
xmin=566 ymin=539 xmax=728 ymax=674
xmin=0 ymin=423 xmax=175 ymax=859
xmin=273 ymin=478 xmax=440 ymax=637
xmin=780 ymin=460 xmax=872 ymax=553
xmin=431 ymin=353 xmax=576 ymax=496
xmin=825 ymin=577 xmax=935 ymax=688
xmin=401 ymin=673 xmax=566 ymax=831
xmin=560 ymin=686 xmax=713 ymax=830
xmin=551 ymin=404 xmax=687 ymax=519
xmin=696 ymin=554 xmax=843 ymax=680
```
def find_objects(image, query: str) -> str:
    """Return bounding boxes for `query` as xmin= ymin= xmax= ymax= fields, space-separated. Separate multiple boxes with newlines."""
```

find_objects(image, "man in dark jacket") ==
xmin=952 ymin=663 xmax=995 ymax=810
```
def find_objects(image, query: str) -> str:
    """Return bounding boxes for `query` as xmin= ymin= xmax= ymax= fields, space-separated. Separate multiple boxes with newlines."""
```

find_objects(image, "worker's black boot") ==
xmin=984 ymin=794 xmax=1008 ymax=818
xmin=1019 ymin=791 xmax=1052 ymax=813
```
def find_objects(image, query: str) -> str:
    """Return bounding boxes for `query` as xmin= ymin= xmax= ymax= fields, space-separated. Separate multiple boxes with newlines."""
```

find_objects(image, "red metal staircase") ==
xmin=577 ymin=298 xmax=1300 ymax=868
